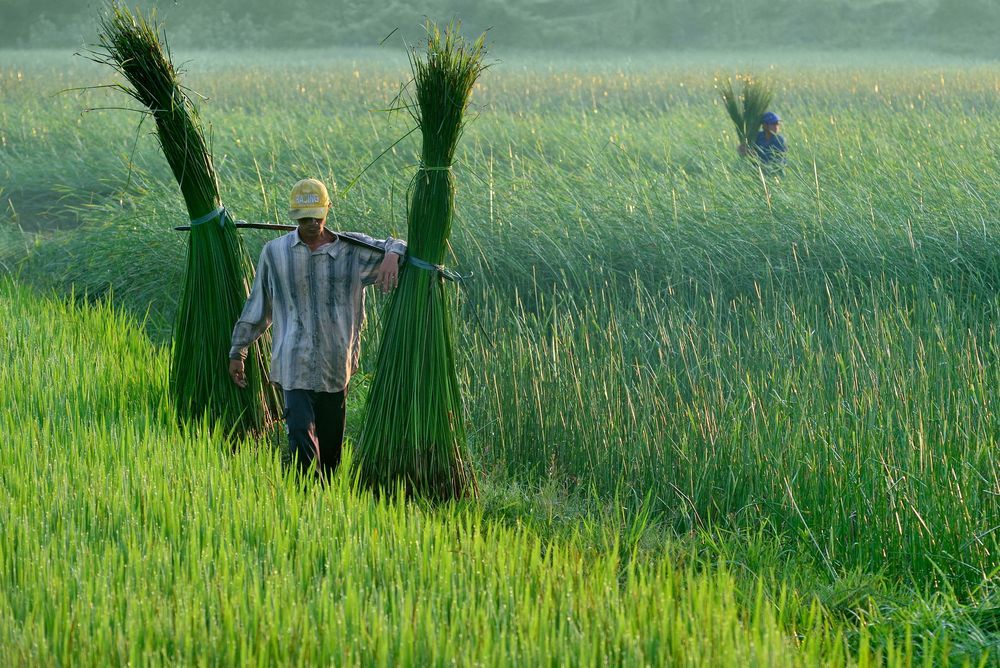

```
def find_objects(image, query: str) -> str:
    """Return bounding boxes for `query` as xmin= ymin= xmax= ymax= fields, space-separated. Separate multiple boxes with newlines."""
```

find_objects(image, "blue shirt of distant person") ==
xmin=753 ymin=111 xmax=786 ymax=165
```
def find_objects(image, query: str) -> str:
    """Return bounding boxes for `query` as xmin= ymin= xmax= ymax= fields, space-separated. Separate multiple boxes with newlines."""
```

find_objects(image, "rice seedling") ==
xmin=353 ymin=23 xmax=486 ymax=500
xmin=90 ymin=4 xmax=279 ymax=436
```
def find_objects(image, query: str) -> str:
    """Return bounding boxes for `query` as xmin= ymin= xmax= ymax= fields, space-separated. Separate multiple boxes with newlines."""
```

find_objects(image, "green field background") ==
xmin=1 ymin=48 xmax=998 ymax=664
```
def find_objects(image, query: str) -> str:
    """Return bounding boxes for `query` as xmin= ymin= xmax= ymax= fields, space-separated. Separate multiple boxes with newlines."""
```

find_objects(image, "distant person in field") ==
xmin=228 ymin=178 xmax=406 ymax=479
xmin=739 ymin=111 xmax=787 ymax=168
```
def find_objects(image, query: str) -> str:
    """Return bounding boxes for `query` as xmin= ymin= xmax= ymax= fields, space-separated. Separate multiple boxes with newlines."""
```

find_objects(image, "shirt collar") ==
xmin=291 ymin=229 xmax=345 ymax=257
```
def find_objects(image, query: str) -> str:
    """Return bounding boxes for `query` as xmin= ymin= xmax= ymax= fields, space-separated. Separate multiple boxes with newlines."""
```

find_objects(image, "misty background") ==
xmin=2 ymin=0 xmax=998 ymax=57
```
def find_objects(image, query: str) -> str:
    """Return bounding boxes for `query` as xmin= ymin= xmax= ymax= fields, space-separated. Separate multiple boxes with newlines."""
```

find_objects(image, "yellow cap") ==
xmin=289 ymin=178 xmax=330 ymax=220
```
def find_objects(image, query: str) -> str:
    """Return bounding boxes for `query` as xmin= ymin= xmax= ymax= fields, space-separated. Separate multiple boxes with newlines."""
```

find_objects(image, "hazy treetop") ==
xmin=4 ymin=0 xmax=998 ymax=58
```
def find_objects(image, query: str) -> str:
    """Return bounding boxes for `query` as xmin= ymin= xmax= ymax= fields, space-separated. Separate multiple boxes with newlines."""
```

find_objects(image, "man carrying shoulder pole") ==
xmin=228 ymin=178 xmax=406 ymax=479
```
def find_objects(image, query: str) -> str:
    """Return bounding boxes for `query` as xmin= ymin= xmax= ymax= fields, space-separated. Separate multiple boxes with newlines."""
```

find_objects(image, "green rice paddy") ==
xmin=1 ymin=47 xmax=998 ymax=665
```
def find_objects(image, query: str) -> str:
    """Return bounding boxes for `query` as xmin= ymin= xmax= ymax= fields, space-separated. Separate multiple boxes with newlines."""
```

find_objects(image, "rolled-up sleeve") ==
xmin=342 ymin=233 xmax=408 ymax=286
xmin=384 ymin=236 xmax=407 ymax=257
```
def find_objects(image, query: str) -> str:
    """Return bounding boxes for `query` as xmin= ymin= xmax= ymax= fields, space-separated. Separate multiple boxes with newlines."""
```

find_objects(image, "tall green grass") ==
xmin=463 ymin=273 xmax=1000 ymax=585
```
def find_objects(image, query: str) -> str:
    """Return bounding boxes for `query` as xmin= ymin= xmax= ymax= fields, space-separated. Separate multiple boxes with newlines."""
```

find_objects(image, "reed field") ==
xmin=1 ymin=48 xmax=999 ymax=664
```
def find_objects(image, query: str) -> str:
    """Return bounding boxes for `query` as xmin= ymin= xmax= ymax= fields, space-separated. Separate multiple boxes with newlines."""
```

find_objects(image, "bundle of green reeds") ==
xmin=720 ymin=75 xmax=774 ymax=150
xmin=354 ymin=23 xmax=485 ymax=501
xmin=94 ymin=3 xmax=279 ymax=436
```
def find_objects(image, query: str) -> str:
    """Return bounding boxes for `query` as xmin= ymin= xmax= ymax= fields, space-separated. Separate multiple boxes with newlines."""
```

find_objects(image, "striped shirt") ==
xmin=229 ymin=229 xmax=407 ymax=393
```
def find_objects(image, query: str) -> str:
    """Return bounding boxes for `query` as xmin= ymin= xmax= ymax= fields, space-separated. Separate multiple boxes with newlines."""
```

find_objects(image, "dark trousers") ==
xmin=283 ymin=387 xmax=347 ymax=478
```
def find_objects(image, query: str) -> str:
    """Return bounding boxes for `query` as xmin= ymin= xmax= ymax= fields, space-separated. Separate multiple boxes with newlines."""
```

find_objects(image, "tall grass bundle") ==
xmin=93 ymin=3 xmax=279 ymax=436
xmin=354 ymin=23 xmax=485 ymax=500
xmin=720 ymin=75 xmax=774 ymax=148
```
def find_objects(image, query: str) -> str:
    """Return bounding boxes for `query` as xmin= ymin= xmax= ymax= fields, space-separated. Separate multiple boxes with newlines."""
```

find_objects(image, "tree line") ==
xmin=5 ymin=0 xmax=998 ymax=56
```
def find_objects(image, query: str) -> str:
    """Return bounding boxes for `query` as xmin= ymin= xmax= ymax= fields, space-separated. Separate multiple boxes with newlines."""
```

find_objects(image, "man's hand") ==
xmin=229 ymin=359 xmax=247 ymax=388
xmin=376 ymin=252 xmax=401 ymax=293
